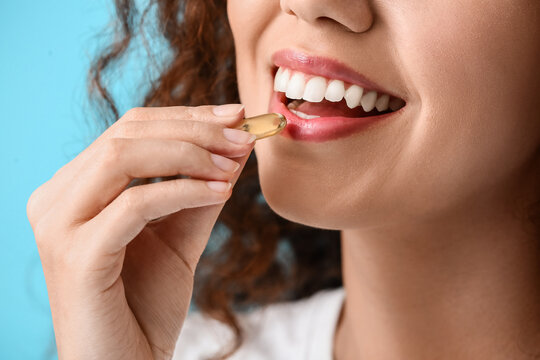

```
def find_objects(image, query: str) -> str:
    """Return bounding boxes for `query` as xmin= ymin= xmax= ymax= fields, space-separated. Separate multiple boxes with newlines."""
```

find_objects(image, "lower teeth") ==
xmin=289 ymin=109 xmax=320 ymax=119
xmin=287 ymin=100 xmax=321 ymax=119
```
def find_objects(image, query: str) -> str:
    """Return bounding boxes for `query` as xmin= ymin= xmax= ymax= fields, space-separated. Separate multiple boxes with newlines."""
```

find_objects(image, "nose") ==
xmin=280 ymin=0 xmax=373 ymax=33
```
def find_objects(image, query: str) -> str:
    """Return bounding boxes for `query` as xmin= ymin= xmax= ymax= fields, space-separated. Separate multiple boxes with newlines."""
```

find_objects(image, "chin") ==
xmin=256 ymin=166 xmax=371 ymax=231
xmin=259 ymin=186 xmax=338 ymax=231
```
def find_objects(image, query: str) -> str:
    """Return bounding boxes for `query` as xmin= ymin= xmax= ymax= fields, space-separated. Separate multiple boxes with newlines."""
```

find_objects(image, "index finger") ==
xmin=119 ymin=104 xmax=246 ymax=127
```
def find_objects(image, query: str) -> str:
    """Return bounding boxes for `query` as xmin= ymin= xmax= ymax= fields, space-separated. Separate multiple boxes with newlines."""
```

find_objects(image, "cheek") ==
xmin=397 ymin=1 xmax=540 ymax=111
xmin=227 ymin=0 xmax=269 ymax=43
xmin=385 ymin=1 xmax=540 ymax=214
xmin=227 ymin=0 xmax=278 ymax=115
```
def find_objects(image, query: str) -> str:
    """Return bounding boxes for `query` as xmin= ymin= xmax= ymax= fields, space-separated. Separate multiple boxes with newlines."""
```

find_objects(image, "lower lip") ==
xmin=268 ymin=91 xmax=402 ymax=142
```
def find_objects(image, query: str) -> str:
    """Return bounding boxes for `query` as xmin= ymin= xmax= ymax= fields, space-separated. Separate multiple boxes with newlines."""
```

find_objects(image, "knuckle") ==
xmin=51 ymin=161 xmax=71 ymax=179
xmin=175 ymin=141 xmax=205 ymax=171
xmin=170 ymin=178 xmax=186 ymax=194
xmin=182 ymin=120 xmax=210 ymax=145
xmin=176 ymin=139 xmax=197 ymax=155
xmin=100 ymin=138 xmax=125 ymax=166
xmin=180 ymin=106 xmax=198 ymax=121
xmin=118 ymin=187 xmax=145 ymax=214
xmin=169 ymin=181 xmax=187 ymax=210
xmin=110 ymin=121 xmax=133 ymax=139
xmin=122 ymin=107 xmax=145 ymax=122
xmin=183 ymin=120 xmax=200 ymax=137
xmin=189 ymin=120 xmax=211 ymax=140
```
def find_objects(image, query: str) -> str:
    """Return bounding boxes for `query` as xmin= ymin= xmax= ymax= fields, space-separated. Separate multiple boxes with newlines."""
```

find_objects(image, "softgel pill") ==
xmin=235 ymin=113 xmax=287 ymax=140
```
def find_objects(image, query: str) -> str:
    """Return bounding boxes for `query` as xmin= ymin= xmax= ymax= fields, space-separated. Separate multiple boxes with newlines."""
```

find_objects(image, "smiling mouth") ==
xmin=274 ymin=66 xmax=406 ymax=120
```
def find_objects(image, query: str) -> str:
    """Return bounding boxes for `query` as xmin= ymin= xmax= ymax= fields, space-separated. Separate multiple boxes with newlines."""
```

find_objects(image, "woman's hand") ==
xmin=26 ymin=104 xmax=254 ymax=360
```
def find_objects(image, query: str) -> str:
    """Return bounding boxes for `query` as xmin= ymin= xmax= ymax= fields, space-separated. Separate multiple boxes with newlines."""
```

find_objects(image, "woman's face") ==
xmin=227 ymin=0 xmax=540 ymax=230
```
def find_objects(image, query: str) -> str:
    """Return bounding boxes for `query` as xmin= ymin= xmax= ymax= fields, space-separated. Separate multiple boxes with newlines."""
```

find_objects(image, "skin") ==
xmin=228 ymin=0 xmax=540 ymax=359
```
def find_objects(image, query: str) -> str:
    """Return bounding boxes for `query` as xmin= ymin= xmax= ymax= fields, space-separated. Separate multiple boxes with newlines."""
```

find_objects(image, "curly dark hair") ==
xmin=89 ymin=0 xmax=342 ymax=358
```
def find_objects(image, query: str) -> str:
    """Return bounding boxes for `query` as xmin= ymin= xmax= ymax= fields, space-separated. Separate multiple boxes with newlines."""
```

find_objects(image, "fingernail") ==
xmin=210 ymin=153 xmax=240 ymax=172
xmin=212 ymin=104 xmax=245 ymax=117
xmin=223 ymin=128 xmax=256 ymax=144
xmin=206 ymin=181 xmax=232 ymax=192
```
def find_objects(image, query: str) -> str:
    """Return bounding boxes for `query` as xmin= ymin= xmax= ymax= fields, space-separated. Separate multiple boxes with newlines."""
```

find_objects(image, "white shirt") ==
xmin=173 ymin=287 xmax=345 ymax=360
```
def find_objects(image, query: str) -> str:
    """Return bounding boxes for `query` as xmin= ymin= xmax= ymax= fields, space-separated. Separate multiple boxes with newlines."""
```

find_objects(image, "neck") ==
xmin=334 ymin=202 xmax=540 ymax=360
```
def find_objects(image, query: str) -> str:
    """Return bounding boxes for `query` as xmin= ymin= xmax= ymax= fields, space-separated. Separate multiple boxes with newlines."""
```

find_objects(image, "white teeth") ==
xmin=273 ymin=67 xmax=289 ymax=92
xmin=360 ymin=90 xmax=377 ymax=112
xmin=275 ymin=66 xmax=404 ymax=113
xmin=285 ymin=72 xmax=306 ymax=99
xmin=344 ymin=85 xmax=364 ymax=109
xmin=290 ymin=109 xmax=321 ymax=120
xmin=324 ymin=80 xmax=345 ymax=102
xmin=375 ymin=94 xmax=390 ymax=112
xmin=303 ymin=76 xmax=326 ymax=102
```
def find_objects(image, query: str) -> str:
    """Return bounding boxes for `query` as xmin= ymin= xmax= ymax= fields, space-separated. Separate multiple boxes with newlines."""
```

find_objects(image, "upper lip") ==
xmin=271 ymin=48 xmax=402 ymax=100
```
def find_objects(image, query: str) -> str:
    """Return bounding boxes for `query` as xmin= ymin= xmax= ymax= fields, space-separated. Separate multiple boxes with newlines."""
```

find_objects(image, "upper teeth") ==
xmin=274 ymin=66 xmax=403 ymax=112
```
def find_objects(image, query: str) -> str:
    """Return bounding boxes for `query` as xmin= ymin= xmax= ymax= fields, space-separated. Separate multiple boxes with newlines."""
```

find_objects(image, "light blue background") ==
xmin=1 ymin=1 xmax=146 ymax=358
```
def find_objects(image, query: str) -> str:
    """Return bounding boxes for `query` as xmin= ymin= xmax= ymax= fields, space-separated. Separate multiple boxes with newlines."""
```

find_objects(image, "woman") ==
xmin=27 ymin=0 xmax=540 ymax=359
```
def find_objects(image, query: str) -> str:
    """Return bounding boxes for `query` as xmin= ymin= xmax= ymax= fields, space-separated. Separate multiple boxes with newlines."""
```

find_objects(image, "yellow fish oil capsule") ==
xmin=235 ymin=113 xmax=287 ymax=140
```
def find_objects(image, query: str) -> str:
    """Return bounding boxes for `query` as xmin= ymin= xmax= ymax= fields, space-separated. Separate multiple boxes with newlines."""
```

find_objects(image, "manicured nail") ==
xmin=206 ymin=181 xmax=232 ymax=192
xmin=223 ymin=128 xmax=256 ymax=144
xmin=212 ymin=104 xmax=245 ymax=117
xmin=210 ymin=153 xmax=240 ymax=172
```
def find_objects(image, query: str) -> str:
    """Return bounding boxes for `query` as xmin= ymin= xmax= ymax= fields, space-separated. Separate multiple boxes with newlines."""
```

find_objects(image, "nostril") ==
xmin=317 ymin=16 xmax=343 ymax=29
